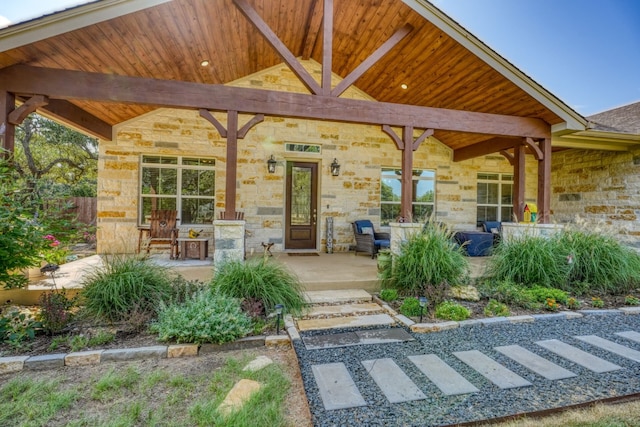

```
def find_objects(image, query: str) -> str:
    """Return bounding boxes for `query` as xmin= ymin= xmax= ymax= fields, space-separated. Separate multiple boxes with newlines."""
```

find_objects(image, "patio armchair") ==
xmin=352 ymin=220 xmax=390 ymax=258
xmin=481 ymin=220 xmax=502 ymax=246
xmin=138 ymin=209 xmax=179 ymax=259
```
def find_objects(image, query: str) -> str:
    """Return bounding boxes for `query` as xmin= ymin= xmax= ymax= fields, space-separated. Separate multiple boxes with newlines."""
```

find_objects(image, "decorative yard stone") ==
xmin=394 ymin=314 xmax=415 ymax=327
xmin=507 ymin=315 xmax=535 ymax=323
xmin=65 ymin=350 xmax=103 ymax=366
xmin=411 ymin=321 xmax=459 ymax=333
xmin=24 ymin=354 xmax=66 ymax=370
xmin=243 ymin=355 xmax=273 ymax=372
xmin=218 ymin=379 xmax=262 ymax=416
xmin=0 ymin=356 xmax=29 ymax=374
xmin=168 ymin=344 xmax=199 ymax=358
xmin=449 ymin=285 xmax=480 ymax=302
xmin=619 ymin=307 xmax=640 ymax=315
xmin=101 ymin=346 xmax=167 ymax=362
xmin=265 ymin=335 xmax=291 ymax=347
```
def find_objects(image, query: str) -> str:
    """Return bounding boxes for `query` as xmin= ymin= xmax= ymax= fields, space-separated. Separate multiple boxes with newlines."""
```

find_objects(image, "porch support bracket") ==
xmin=233 ymin=0 xmax=322 ymax=95
xmin=8 ymin=95 xmax=49 ymax=125
xmin=199 ymin=109 xmax=264 ymax=220
xmin=499 ymin=149 xmax=514 ymax=165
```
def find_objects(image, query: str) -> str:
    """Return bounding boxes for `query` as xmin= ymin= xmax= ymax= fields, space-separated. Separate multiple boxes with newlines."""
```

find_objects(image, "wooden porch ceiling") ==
xmin=0 ymin=0 xmax=569 ymax=152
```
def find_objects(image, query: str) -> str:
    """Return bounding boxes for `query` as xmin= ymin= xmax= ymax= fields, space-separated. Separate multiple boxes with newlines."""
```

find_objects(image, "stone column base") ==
xmin=213 ymin=220 xmax=246 ymax=268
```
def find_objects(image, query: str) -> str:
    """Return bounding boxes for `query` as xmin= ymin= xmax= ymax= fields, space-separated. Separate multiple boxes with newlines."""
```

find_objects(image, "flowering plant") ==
xmin=42 ymin=234 xmax=70 ymax=265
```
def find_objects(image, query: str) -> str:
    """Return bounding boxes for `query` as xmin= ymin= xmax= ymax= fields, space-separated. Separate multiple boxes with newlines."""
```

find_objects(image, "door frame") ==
xmin=284 ymin=160 xmax=319 ymax=250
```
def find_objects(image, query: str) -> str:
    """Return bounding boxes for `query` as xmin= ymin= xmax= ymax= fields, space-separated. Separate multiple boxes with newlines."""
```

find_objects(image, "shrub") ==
xmin=591 ymin=297 xmax=604 ymax=308
xmin=484 ymin=299 xmax=510 ymax=317
xmin=0 ymin=308 xmax=41 ymax=349
xmin=545 ymin=298 xmax=559 ymax=311
xmin=399 ymin=297 xmax=424 ymax=317
xmin=212 ymin=258 xmax=307 ymax=316
xmin=38 ymin=289 xmax=77 ymax=334
xmin=567 ymin=297 xmax=581 ymax=310
xmin=625 ymin=295 xmax=640 ymax=306
xmin=477 ymin=279 xmax=539 ymax=310
xmin=379 ymin=288 xmax=398 ymax=302
xmin=435 ymin=301 xmax=470 ymax=321
xmin=486 ymin=236 xmax=571 ymax=289
xmin=556 ymin=229 xmax=640 ymax=294
xmin=80 ymin=255 xmax=175 ymax=322
xmin=523 ymin=285 xmax=568 ymax=305
xmin=151 ymin=290 xmax=252 ymax=344
xmin=390 ymin=222 xmax=468 ymax=295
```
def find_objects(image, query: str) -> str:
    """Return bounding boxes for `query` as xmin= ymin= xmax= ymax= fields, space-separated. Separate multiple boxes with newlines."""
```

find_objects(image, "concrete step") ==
xmin=303 ymin=303 xmax=383 ymax=319
xmin=304 ymin=289 xmax=372 ymax=305
xmin=302 ymin=278 xmax=380 ymax=293
xmin=296 ymin=314 xmax=395 ymax=331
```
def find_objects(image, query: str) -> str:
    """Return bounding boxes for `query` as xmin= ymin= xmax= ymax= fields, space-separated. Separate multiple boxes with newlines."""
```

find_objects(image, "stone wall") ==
xmin=97 ymin=60 xmax=540 ymax=254
xmin=552 ymin=147 xmax=640 ymax=247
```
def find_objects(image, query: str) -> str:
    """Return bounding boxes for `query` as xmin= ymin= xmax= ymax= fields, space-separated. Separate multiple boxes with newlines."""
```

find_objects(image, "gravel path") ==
xmin=293 ymin=312 xmax=640 ymax=426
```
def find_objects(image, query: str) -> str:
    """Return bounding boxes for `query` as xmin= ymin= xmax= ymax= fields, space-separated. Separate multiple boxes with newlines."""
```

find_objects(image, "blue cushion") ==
xmin=482 ymin=221 xmax=501 ymax=233
xmin=354 ymin=220 xmax=374 ymax=234
xmin=375 ymin=239 xmax=390 ymax=248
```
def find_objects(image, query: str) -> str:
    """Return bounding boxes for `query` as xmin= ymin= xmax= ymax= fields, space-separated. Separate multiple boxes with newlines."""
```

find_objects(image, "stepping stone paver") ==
xmin=243 ymin=356 xmax=273 ymax=372
xmin=453 ymin=350 xmax=532 ymax=389
xmin=361 ymin=358 xmax=426 ymax=403
xmin=536 ymin=339 xmax=622 ymax=373
xmin=408 ymin=354 xmax=479 ymax=395
xmin=312 ymin=363 xmax=367 ymax=410
xmin=495 ymin=345 xmax=577 ymax=380
xmin=218 ymin=379 xmax=262 ymax=416
xmin=297 ymin=313 xmax=394 ymax=331
xmin=303 ymin=331 xmax=359 ymax=350
xmin=575 ymin=335 xmax=640 ymax=362
xmin=306 ymin=303 xmax=382 ymax=318
xmin=304 ymin=289 xmax=372 ymax=304
xmin=303 ymin=328 xmax=413 ymax=350
xmin=355 ymin=328 xmax=414 ymax=345
xmin=616 ymin=330 xmax=640 ymax=343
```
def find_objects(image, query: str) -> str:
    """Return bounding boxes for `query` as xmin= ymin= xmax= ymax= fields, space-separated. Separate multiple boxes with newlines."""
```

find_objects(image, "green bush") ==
xmin=212 ymin=258 xmax=307 ymax=316
xmin=477 ymin=279 xmax=539 ymax=310
xmin=486 ymin=236 xmax=571 ymax=289
xmin=379 ymin=288 xmax=398 ymax=302
xmin=523 ymin=285 xmax=568 ymax=304
xmin=435 ymin=301 xmax=470 ymax=321
xmin=0 ymin=308 xmax=41 ymax=349
xmin=399 ymin=297 xmax=424 ymax=317
xmin=38 ymin=290 xmax=77 ymax=334
xmin=484 ymin=299 xmax=510 ymax=317
xmin=556 ymin=229 xmax=640 ymax=293
xmin=389 ymin=222 xmax=468 ymax=295
xmin=80 ymin=255 xmax=175 ymax=322
xmin=151 ymin=290 xmax=252 ymax=344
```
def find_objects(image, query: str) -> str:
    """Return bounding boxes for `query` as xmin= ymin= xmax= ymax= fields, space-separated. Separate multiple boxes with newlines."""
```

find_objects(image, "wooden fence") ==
xmin=44 ymin=197 xmax=97 ymax=225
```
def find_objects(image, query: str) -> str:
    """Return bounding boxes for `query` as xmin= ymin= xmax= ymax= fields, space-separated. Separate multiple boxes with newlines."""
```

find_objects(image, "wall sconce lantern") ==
xmin=330 ymin=158 xmax=341 ymax=176
xmin=267 ymin=155 xmax=277 ymax=174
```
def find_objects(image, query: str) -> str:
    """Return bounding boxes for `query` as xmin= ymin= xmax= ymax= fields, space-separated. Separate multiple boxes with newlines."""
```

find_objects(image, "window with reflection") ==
xmin=380 ymin=168 xmax=435 ymax=225
xmin=477 ymin=172 xmax=513 ymax=225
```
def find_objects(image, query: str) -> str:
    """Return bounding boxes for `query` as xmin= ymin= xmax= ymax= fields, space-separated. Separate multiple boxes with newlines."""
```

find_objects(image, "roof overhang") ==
xmin=553 ymin=129 xmax=640 ymax=152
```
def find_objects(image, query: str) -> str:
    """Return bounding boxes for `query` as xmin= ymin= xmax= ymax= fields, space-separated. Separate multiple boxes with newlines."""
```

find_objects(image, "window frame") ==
xmin=476 ymin=172 xmax=513 ymax=225
xmin=380 ymin=168 xmax=436 ymax=226
xmin=139 ymin=155 xmax=216 ymax=226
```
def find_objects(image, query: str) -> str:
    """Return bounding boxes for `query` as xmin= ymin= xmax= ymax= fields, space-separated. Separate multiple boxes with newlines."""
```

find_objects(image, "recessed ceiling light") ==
xmin=200 ymin=60 xmax=210 ymax=67
xmin=400 ymin=83 xmax=408 ymax=90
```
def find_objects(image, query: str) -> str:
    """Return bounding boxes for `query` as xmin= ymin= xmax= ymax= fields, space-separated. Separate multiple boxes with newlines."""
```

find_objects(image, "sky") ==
xmin=1 ymin=0 xmax=639 ymax=116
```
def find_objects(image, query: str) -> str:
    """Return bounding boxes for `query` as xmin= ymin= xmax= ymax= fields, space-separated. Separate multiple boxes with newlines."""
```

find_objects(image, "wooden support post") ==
xmin=0 ymin=90 xmax=15 ymax=159
xmin=537 ymin=137 xmax=552 ymax=223
xmin=321 ymin=0 xmax=333 ymax=95
xmin=225 ymin=111 xmax=239 ymax=220
xmin=401 ymin=126 xmax=414 ymax=221
xmin=513 ymin=144 xmax=526 ymax=222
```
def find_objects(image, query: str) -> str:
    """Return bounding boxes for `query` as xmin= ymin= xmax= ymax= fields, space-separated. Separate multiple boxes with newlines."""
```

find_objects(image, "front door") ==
xmin=285 ymin=161 xmax=318 ymax=249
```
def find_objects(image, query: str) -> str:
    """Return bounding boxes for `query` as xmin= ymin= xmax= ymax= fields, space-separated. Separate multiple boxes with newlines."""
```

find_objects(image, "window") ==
xmin=140 ymin=156 xmax=215 ymax=225
xmin=381 ymin=168 xmax=435 ymax=225
xmin=285 ymin=143 xmax=321 ymax=153
xmin=477 ymin=173 xmax=513 ymax=225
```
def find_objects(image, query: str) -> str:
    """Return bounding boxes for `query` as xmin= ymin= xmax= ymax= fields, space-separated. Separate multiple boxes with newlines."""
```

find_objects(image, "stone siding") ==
xmin=552 ymin=147 xmax=640 ymax=247
xmin=97 ymin=60 xmax=539 ymax=254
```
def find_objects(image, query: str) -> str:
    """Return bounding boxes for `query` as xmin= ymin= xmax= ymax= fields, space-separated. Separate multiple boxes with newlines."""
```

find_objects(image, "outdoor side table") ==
xmin=177 ymin=238 xmax=209 ymax=260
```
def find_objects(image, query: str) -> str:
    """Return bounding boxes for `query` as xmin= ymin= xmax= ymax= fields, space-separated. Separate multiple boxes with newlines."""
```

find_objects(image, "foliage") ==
xmin=591 ymin=297 xmax=604 ymax=308
xmin=424 ymin=281 xmax=449 ymax=309
xmin=151 ymin=289 xmax=252 ymax=344
xmin=0 ymin=308 xmax=42 ymax=349
xmin=545 ymin=298 xmax=560 ymax=311
xmin=241 ymin=297 xmax=265 ymax=318
xmin=523 ymin=285 xmax=568 ymax=305
xmin=38 ymin=289 xmax=78 ymax=334
xmin=80 ymin=255 xmax=176 ymax=322
xmin=211 ymin=258 xmax=307 ymax=316
xmin=68 ymin=331 xmax=115 ymax=352
xmin=556 ymin=228 xmax=640 ymax=294
xmin=477 ymin=279 xmax=540 ymax=310
xmin=379 ymin=288 xmax=398 ymax=302
xmin=388 ymin=222 xmax=468 ymax=295
xmin=167 ymin=277 xmax=209 ymax=305
xmin=625 ymin=295 xmax=640 ymax=306
xmin=435 ymin=301 xmax=471 ymax=321
xmin=399 ymin=297 xmax=424 ymax=317
xmin=567 ymin=297 xmax=581 ymax=310
xmin=486 ymin=236 xmax=571 ymax=289
xmin=483 ymin=299 xmax=510 ymax=317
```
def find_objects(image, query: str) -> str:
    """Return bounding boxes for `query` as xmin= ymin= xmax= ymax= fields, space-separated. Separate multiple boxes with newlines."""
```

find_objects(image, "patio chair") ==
xmin=139 ymin=209 xmax=179 ymax=259
xmin=352 ymin=220 xmax=390 ymax=258
xmin=481 ymin=220 xmax=502 ymax=246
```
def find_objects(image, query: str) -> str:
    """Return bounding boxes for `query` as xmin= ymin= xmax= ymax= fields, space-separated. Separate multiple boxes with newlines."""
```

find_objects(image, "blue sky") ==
xmin=1 ymin=0 xmax=639 ymax=116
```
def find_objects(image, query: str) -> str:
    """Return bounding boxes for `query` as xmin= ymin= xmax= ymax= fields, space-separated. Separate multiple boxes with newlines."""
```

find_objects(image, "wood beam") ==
xmin=301 ymin=0 xmax=323 ymax=60
xmin=537 ymin=138 xmax=552 ymax=223
xmin=401 ymin=126 xmax=414 ymax=220
xmin=9 ymin=95 xmax=48 ymax=125
xmin=524 ymin=137 xmax=544 ymax=160
xmin=499 ymin=149 xmax=514 ymax=165
xmin=0 ymin=90 xmax=15 ymax=159
xmin=199 ymin=109 xmax=227 ymax=137
xmin=381 ymin=125 xmax=403 ymax=149
xmin=513 ymin=144 xmax=526 ymax=222
xmin=26 ymin=97 xmax=112 ymax=140
xmin=321 ymin=0 xmax=333 ymax=95
xmin=233 ymin=0 xmax=322 ymax=95
xmin=331 ymin=24 xmax=413 ymax=97
xmin=453 ymin=136 xmax=523 ymax=162
xmin=238 ymin=114 xmax=264 ymax=138
xmin=0 ymin=65 xmax=551 ymax=139
xmin=225 ymin=111 xmax=239 ymax=220
xmin=412 ymin=128 xmax=434 ymax=151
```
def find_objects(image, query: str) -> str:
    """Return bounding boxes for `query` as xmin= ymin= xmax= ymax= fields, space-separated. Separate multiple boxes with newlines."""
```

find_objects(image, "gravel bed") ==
xmin=293 ymin=313 xmax=640 ymax=426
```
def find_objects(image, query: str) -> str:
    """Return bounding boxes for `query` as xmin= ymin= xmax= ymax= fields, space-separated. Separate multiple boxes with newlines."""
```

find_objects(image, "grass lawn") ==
xmin=0 ymin=347 xmax=311 ymax=427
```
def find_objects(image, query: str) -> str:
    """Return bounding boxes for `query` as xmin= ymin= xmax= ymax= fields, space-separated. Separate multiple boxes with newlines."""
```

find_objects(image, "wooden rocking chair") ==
xmin=139 ymin=210 xmax=179 ymax=259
